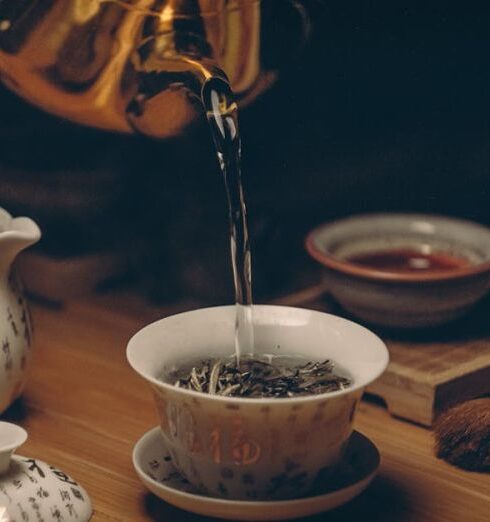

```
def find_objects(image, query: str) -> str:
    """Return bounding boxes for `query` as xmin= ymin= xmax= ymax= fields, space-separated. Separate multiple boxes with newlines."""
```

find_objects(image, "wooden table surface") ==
xmin=7 ymin=294 xmax=489 ymax=522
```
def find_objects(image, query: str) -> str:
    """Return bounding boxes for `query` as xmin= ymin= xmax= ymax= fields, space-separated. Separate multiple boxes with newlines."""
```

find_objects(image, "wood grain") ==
xmin=4 ymin=295 xmax=488 ymax=522
xmin=369 ymin=337 xmax=490 ymax=425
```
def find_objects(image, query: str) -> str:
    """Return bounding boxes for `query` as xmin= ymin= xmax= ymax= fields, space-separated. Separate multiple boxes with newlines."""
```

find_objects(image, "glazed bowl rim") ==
xmin=306 ymin=212 xmax=490 ymax=284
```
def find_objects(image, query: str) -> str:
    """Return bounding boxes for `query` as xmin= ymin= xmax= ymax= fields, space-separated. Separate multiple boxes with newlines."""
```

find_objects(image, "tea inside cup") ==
xmin=127 ymin=305 xmax=388 ymax=500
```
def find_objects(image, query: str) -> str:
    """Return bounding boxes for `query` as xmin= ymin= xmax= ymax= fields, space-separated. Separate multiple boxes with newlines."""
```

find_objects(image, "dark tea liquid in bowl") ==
xmin=346 ymin=248 xmax=471 ymax=273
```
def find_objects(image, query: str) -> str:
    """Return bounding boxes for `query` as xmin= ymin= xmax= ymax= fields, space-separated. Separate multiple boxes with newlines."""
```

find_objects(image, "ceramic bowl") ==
xmin=306 ymin=213 xmax=490 ymax=328
xmin=127 ymin=305 xmax=388 ymax=500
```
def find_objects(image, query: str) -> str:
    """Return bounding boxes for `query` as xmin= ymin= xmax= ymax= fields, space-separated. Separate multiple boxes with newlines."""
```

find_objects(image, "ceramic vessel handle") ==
xmin=0 ymin=422 xmax=27 ymax=475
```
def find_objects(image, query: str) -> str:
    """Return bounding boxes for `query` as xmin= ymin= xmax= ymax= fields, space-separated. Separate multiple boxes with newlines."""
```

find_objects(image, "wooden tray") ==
xmin=275 ymin=284 xmax=490 ymax=426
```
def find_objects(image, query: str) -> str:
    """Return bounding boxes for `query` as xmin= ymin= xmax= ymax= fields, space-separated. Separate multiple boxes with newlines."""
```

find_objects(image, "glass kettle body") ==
xmin=0 ymin=0 xmax=309 ymax=138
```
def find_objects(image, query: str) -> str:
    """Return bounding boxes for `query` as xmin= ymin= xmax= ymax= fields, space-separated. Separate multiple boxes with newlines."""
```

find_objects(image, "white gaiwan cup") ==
xmin=127 ymin=305 xmax=389 ymax=500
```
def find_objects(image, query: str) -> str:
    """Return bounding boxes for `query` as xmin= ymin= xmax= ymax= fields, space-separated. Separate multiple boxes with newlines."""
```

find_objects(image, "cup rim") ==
xmin=305 ymin=212 xmax=490 ymax=284
xmin=126 ymin=304 xmax=389 ymax=405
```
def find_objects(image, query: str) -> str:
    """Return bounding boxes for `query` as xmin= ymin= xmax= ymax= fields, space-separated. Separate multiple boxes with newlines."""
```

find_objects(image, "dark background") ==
xmin=1 ymin=1 xmax=490 ymax=303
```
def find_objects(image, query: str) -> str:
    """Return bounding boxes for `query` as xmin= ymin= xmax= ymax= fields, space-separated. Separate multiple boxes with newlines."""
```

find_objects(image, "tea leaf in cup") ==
xmin=167 ymin=355 xmax=351 ymax=398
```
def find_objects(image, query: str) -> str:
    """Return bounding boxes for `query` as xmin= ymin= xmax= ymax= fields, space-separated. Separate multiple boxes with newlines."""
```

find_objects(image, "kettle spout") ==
xmin=125 ymin=26 xmax=232 ymax=139
xmin=0 ymin=210 xmax=41 ymax=275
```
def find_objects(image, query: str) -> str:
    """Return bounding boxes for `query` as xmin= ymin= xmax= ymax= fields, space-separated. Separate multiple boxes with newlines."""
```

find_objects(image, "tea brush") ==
xmin=434 ymin=398 xmax=490 ymax=472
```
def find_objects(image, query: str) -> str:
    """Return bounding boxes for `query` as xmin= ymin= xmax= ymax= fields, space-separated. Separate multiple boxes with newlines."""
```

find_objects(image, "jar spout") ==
xmin=0 ymin=210 xmax=41 ymax=275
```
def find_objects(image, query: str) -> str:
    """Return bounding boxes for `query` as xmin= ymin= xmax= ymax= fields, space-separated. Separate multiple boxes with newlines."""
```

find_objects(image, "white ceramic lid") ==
xmin=0 ymin=421 xmax=92 ymax=521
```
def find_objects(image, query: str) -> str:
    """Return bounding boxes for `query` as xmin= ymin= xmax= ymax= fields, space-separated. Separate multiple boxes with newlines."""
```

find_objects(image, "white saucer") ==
xmin=132 ymin=427 xmax=380 ymax=521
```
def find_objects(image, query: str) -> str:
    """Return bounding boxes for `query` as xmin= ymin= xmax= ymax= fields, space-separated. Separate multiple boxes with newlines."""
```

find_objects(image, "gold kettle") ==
xmin=0 ymin=0 xmax=310 ymax=138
